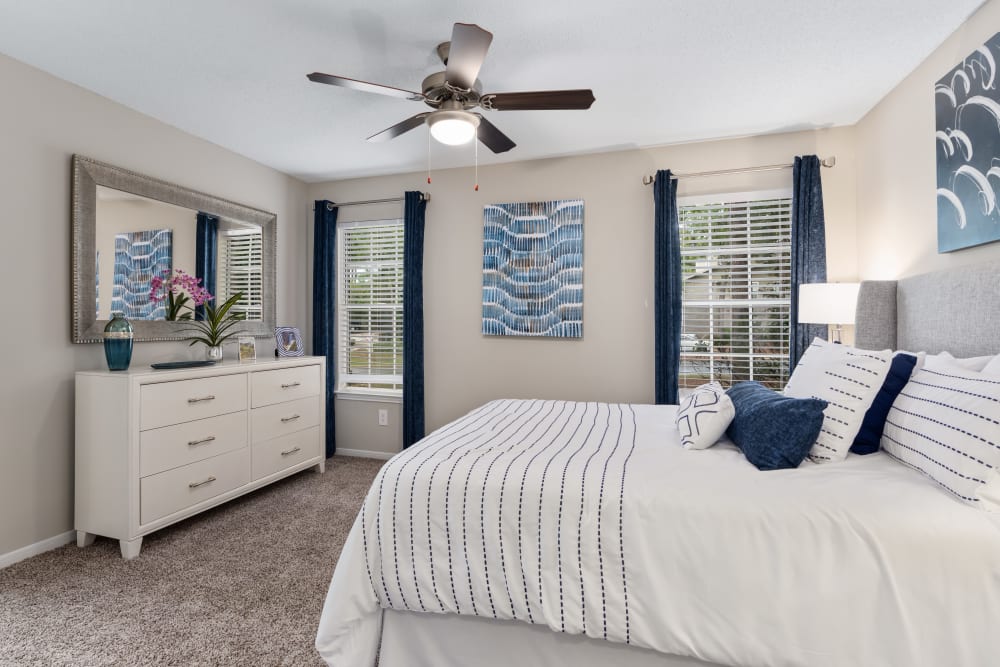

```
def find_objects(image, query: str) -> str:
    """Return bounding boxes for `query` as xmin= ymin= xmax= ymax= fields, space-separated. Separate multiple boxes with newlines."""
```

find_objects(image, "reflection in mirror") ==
xmin=72 ymin=155 xmax=276 ymax=343
xmin=215 ymin=218 xmax=263 ymax=322
xmin=94 ymin=186 xmax=263 ymax=323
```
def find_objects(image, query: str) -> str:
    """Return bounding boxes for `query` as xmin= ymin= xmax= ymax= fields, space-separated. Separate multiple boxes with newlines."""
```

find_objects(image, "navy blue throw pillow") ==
xmin=725 ymin=382 xmax=828 ymax=471
xmin=850 ymin=353 xmax=918 ymax=455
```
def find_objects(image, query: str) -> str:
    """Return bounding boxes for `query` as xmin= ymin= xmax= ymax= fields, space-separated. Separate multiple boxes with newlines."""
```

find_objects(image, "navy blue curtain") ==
xmin=195 ymin=213 xmax=218 ymax=321
xmin=790 ymin=155 xmax=828 ymax=368
xmin=653 ymin=170 xmax=682 ymax=405
xmin=313 ymin=200 xmax=338 ymax=458
xmin=403 ymin=191 xmax=427 ymax=449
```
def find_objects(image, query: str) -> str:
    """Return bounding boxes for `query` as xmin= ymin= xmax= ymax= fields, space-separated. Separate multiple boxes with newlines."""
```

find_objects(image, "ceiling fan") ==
xmin=307 ymin=22 xmax=595 ymax=154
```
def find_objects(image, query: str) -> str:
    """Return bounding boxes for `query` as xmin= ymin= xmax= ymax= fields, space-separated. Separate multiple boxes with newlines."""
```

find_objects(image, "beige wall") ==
xmin=334 ymin=398 xmax=403 ymax=457
xmin=309 ymin=127 xmax=858 ymax=452
xmin=856 ymin=0 xmax=1000 ymax=278
xmin=0 ymin=53 xmax=309 ymax=557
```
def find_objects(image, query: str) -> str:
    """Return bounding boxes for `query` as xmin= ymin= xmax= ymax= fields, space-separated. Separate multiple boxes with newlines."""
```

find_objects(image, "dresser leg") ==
xmin=317 ymin=459 xmax=326 ymax=474
xmin=76 ymin=531 xmax=96 ymax=547
xmin=119 ymin=537 xmax=143 ymax=559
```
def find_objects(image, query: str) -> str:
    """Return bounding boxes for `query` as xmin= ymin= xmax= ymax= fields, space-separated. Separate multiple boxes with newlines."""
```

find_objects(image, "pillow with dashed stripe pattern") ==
xmin=784 ymin=338 xmax=893 ymax=463
xmin=881 ymin=359 xmax=1000 ymax=509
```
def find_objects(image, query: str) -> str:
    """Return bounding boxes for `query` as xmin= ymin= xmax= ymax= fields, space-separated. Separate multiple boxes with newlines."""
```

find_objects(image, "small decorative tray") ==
xmin=150 ymin=360 xmax=219 ymax=370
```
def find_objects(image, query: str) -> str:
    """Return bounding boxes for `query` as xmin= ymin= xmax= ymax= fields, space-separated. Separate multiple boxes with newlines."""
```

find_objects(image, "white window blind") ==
xmin=337 ymin=219 xmax=404 ymax=393
xmin=678 ymin=190 xmax=793 ymax=391
xmin=219 ymin=230 xmax=263 ymax=321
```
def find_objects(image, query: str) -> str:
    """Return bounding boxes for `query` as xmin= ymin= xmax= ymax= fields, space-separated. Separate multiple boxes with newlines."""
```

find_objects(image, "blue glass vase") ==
xmin=104 ymin=312 xmax=133 ymax=371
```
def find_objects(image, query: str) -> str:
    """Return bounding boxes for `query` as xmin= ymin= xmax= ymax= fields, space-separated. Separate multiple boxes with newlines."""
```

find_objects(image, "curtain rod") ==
xmin=640 ymin=157 xmax=836 ymax=186
xmin=314 ymin=192 xmax=431 ymax=211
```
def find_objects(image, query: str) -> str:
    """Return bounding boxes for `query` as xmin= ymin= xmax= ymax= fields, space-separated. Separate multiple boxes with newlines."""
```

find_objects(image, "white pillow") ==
xmin=979 ymin=355 xmax=1000 ymax=376
xmin=882 ymin=360 xmax=1000 ymax=510
xmin=925 ymin=351 xmax=995 ymax=372
xmin=784 ymin=338 xmax=892 ymax=463
xmin=675 ymin=382 xmax=735 ymax=450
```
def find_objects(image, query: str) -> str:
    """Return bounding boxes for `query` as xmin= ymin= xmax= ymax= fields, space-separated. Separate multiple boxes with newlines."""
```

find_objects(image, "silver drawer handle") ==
xmin=187 ymin=395 xmax=216 ymax=404
xmin=281 ymin=414 xmax=301 ymax=423
xmin=280 ymin=446 xmax=302 ymax=457
xmin=281 ymin=382 xmax=301 ymax=389
xmin=187 ymin=436 xmax=216 ymax=447
xmin=188 ymin=476 xmax=217 ymax=489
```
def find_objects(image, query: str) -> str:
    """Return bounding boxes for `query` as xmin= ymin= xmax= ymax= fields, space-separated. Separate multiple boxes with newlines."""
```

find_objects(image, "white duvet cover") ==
xmin=316 ymin=399 xmax=1000 ymax=666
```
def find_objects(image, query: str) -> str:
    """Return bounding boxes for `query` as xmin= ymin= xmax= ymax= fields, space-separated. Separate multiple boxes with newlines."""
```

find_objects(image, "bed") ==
xmin=316 ymin=262 xmax=1000 ymax=667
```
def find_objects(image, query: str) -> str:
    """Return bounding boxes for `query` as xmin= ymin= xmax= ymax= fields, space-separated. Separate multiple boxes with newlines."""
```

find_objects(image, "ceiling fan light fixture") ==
xmin=427 ymin=109 xmax=480 ymax=145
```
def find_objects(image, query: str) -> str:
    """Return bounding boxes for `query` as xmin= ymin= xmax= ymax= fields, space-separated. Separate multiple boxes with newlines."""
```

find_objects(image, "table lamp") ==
xmin=798 ymin=283 xmax=861 ymax=343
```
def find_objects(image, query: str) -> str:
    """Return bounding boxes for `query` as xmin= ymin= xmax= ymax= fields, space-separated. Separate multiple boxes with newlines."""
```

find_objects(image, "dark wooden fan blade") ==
xmin=307 ymin=72 xmax=424 ymax=101
xmin=481 ymin=89 xmax=595 ymax=111
xmin=366 ymin=113 xmax=430 ymax=142
xmin=475 ymin=115 xmax=516 ymax=153
xmin=445 ymin=23 xmax=493 ymax=91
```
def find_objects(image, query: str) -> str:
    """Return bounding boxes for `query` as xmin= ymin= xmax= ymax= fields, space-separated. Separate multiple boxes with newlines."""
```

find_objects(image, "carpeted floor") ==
xmin=0 ymin=456 xmax=384 ymax=667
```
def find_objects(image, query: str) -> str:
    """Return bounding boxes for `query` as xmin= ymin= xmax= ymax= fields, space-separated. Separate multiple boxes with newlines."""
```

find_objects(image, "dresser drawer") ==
xmin=139 ymin=412 xmax=248 ymax=477
xmin=251 ymin=396 xmax=320 ymax=443
xmin=139 ymin=448 xmax=249 ymax=525
xmin=251 ymin=365 xmax=321 ymax=408
xmin=252 ymin=427 xmax=320 ymax=481
xmin=140 ymin=374 xmax=247 ymax=431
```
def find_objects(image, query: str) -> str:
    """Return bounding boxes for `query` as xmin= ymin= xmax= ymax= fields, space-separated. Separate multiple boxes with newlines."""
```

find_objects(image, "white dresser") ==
xmin=75 ymin=356 xmax=326 ymax=559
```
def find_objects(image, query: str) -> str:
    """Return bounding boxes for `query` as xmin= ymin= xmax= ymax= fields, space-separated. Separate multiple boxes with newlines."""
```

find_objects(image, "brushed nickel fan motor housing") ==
xmin=421 ymin=71 xmax=482 ymax=108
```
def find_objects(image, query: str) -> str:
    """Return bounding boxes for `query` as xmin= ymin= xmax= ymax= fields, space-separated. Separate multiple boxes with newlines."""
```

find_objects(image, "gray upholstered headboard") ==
xmin=855 ymin=261 xmax=1000 ymax=356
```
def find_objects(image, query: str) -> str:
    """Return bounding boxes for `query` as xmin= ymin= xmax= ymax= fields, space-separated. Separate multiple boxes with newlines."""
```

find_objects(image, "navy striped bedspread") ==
xmin=366 ymin=399 xmax=635 ymax=635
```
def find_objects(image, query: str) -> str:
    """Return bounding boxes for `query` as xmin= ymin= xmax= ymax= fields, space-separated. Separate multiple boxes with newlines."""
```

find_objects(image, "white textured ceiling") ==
xmin=0 ymin=1 xmax=987 ymax=182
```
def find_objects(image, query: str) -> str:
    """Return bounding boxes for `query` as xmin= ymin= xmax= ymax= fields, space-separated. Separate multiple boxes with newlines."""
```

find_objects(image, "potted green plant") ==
xmin=180 ymin=293 xmax=246 ymax=361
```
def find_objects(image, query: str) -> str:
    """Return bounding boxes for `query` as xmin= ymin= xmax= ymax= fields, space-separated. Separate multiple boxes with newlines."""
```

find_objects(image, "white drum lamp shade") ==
xmin=798 ymin=283 xmax=860 ymax=342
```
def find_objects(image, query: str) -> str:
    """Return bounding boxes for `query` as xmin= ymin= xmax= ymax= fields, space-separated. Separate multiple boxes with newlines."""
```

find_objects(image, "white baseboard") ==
xmin=0 ymin=530 xmax=75 ymax=569
xmin=335 ymin=448 xmax=395 ymax=460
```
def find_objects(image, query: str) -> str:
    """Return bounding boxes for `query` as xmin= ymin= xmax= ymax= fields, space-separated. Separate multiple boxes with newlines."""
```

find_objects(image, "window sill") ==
xmin=335 ymin=390 xmax=402 ymax=404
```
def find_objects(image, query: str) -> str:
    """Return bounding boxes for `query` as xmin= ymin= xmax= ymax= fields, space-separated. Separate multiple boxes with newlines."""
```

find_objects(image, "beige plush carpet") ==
xmin=0 ymin=456 xmax=384 ymax=667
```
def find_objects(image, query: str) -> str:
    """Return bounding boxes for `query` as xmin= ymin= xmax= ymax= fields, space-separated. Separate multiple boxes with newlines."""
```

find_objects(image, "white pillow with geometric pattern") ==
xmin=675 ymin=382 xmax=735 ymax=450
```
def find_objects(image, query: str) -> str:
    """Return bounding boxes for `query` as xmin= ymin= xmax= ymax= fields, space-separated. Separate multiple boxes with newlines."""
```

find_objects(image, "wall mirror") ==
xmin=72 ymin=155 xmax=277 ymax=343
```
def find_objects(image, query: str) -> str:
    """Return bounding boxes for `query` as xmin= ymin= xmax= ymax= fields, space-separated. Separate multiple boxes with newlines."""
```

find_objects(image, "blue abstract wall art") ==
xmin=482 ymin=199 xmax=583 ymax=338
xmin=111 ymin=228 xmax=173 ymax=319
xmin=936 ymin=32 xmax=1000 ymax=252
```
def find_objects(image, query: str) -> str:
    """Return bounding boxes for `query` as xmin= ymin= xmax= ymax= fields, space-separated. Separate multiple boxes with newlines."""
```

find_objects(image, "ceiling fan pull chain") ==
xmin=427 ymin=130 xmax=432 ymax=184
xmin=474 ymin=137 xmax=479 ymax=191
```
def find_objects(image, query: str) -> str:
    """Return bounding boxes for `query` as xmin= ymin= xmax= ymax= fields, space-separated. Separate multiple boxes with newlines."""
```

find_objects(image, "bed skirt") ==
xmin=379 ymin=609 xmax=722 ymax=667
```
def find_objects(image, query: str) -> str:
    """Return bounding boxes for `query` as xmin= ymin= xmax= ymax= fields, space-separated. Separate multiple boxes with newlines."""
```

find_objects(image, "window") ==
xmin=337 ymin=219 xmax=404 ymax=393
xmin=678 ymin=190 xmax=793 ymax=391
xmin=218 ymin=229 xmax=263 ymax=321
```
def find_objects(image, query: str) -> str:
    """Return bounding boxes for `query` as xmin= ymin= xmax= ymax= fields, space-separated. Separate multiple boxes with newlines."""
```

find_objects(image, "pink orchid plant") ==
xmin=149 ymin=269 xmax=246 ymax=351
xmin=149 ymin=269 xmax=213 ymax=321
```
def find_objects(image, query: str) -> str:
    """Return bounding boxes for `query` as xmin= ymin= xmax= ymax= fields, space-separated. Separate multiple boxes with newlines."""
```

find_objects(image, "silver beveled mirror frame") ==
xmin=72 ymin=155 xmax=277 ymax=343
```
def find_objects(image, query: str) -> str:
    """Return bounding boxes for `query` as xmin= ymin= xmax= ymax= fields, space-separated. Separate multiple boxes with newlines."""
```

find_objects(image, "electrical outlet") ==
xmin=378 ymin=409 xmax=388 ymax=427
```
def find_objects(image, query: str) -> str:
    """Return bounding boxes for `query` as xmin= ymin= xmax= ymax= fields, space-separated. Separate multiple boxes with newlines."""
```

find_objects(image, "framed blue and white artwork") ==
xmin=111 ymin=228 xmax=173 ymax=319
xmin=936 ymin=32 xmax=1000 ymax=252
xmin=274 ymin=326 xmax=305 ymax=357
xmin=482 ymin=199 xmax=584 ymax=338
